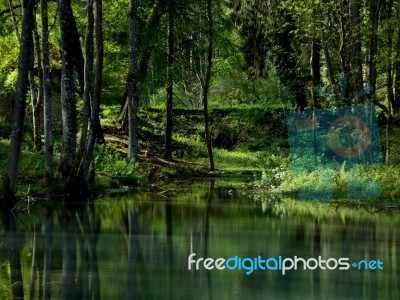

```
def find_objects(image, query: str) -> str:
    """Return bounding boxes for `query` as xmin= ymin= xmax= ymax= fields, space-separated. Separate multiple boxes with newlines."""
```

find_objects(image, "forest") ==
xmin=1 ymin=0 xmax=400 ymax=204
xmin=2 ymin=1 xmax=400 ymax=299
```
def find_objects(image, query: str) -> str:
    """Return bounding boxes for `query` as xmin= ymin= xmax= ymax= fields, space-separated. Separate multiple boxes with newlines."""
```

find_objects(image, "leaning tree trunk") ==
xmin=58 ymin=0 xmax=77 ymax=185
xmin=127 ymin=0 xmax=139 ymax=159
xmin=164 ymin=0 xmax=174 ymax=161
xmin=1 ymin=0 xmax=35 ymax=203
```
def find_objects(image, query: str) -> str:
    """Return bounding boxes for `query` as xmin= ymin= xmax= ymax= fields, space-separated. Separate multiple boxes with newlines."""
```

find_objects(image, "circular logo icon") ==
xmin=327 ymin=116 xmax=370 ymax=159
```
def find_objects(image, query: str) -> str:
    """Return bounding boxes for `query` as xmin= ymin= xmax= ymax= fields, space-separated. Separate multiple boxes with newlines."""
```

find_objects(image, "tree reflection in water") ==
xmin=0 ymin=182 xmax=399 ymax=299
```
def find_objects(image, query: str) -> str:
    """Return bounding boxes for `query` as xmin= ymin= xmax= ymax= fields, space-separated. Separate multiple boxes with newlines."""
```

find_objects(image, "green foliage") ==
xmin=0 ymin=119 xmax=11 ymax=139
xmin=94 ymin=144 xmax=144 ymax=183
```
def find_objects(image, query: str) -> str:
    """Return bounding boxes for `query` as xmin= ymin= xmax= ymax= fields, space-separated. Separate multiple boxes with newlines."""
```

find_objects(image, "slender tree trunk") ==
xmin=386 ymin=0 xmax=395 ymax=112
xmin=164 ymin=0 xmax=174 ymax=161
xmin=82 ymin=0 xmax=103 ymax=183
xmin=310 ymin=39 xmax=321 ymax=109
xmin=58 ymin=0 xmax=77 ymax=185
xmin=1 ymin=0 xmax=35 ymax=202
xmin=350 ymin=0 xmax=363 ymax=99
xmin=117 ymin=0 xmax=168 ymax=124
xmin=8 ymin=0 xmax=20 ymax=39
xmin=338 ymin=9 xmax=346 ymax=73
xmin=32 ymin=22 xmax=43 ymax=151
xmin=203 ymin=0 xmax=214 ymax=171
xmin=128 ymin=0 xmax=139 ymax=159
xmin=322 ymin=39 xmax=338 ymax=99
xmin=368 ymin=0 xmax=381 ymax=102
xmin=394 ymin=0 xmax=400 ymax=113
xmin=79 ymin=0 xmax=94 ymax=160
xmin=310 ymin=1 xmax=321 ymax=109
xmin=41 ymin=0 xmax=53 ymax=181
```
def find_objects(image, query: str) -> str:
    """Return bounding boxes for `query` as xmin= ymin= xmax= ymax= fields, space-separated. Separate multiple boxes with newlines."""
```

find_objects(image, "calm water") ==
xmin=0 ymin=180 xmax=399 ymax=299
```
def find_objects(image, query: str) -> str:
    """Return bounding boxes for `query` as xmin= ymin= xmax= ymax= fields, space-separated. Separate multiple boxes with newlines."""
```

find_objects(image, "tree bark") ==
xmin=164 ymin=0 xmax=174 ymax=161
xmin=368 ymin=0 xmax=381 ymax=102
xmin=82 ymin=0 xmax=103 ymax=181
xmin=7 ymin=0 xmax=20 ymax=39
xmin=310 ymin=39 xmax=321 ymax=109
xmin=322 ymin=38 xmax=338 ymax=99
xmin=58 ymin=0 xmax=77 ymax=185
xmin=1 ymin=0 xmax=35 ymax=202
xmin=350 ymin=0 xmax=363 ymax=99
xmin=127 ymin=0 xmax=139 ymax=159
xmin=394 ymin=0 xmax=400 ymax=113
xmin=32 ymin=21 xmax=44 ymax=151
xmin=117 ymin=0 xmax=168 ymax=124
xmin=79 ymin=0 xmax=94 ymax=160
xmin=385 ymin=0 xmax=395 ymax=112
xmin=41 ymin=0 xmax=54 ymax=182
xmin=203 ymin=0 xmax=214 ymax=171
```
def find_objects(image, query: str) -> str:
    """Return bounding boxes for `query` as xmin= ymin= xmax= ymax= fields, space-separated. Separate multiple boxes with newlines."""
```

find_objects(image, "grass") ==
xmin=253 ymin=158 xmax=400 ymax=207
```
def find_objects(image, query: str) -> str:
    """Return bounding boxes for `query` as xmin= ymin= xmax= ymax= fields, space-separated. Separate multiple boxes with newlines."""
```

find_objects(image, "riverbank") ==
xmin=1 ymin=106 xmax=400 ymax=207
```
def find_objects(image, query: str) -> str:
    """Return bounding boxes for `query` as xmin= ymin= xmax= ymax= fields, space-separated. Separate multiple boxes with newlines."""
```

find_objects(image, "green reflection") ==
xmin=0 ymin=181 xmax=399 ymax=299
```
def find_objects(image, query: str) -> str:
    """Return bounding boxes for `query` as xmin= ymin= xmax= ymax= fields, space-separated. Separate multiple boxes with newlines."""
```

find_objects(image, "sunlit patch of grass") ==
xmin=196 ymin=148 xmax=263 ymax=173
xmin=258 ymin=162 xmax=400 ymax=205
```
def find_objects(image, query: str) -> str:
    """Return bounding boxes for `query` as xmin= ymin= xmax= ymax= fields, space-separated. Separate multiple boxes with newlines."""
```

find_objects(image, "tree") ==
xmin=85 ymin=0 xmax=104 ymax=182
xmin=1 ymin=0 xmax=35 ymax=202
xmin=202 ymin=0 xmax=215 ymax=170
xmin=164 ymin=0 xmax=174 ymax=161
xmin=41 ymin=0 xmax=54 ymax=182
xmin=127 ymin=0 xmax=139 ymax=159
xmin=393 ymin=0 xmax=400 ymax=113
xmin=58 ymin=0 xmax=78 ymax=185
xmin=79 ymin=0 xmax=94 ymax=163
xmin=30 ymin=16 xmax=44 ymax=151
xmin=368 ymin=0 xmax=381 ymax=103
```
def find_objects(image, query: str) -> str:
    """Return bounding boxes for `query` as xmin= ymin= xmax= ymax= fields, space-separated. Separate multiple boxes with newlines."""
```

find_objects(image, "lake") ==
xmin=0 ymin=180 xmax=399 ymax=299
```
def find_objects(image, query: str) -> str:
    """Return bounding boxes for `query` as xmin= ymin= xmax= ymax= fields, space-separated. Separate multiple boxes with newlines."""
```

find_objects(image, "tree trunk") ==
xmin=1 ymin=0 xmax=35 ymax=202
xmin=164 ymin=0 xmax=174 ymax=161
xmin=117 ymin=0 xmax=168 ymax=124
xmin=41 ymin=0 xmax=53 ymax=182
xmin=58 ymin=0 xmax=77 ymax=185
xmin=127 ymin=0 xmax=139 ymax=159
xmin=310 ymin=39 xmax=321 ymax=109
xmin=394 ymin=0 xmax=400 ymax=113
xmin=322 ymin=38 xmax=338 ymax=99
xmin=203 ymin=0 xmax=214 ymax=171
xmin=8 ymin=0 xmax=20 ymax=39
xmin=368 ymin=0 xmax=381 ymax=102
xmin=82 ymin=0 xmax=103 ymax=181
xmin=79 ymin=0 xmax=94 ymax=160
xmin=32 ymin=21 xmax=44 ymax=151
xmin=350 ymin=0 xmax=363 ymax=99
xmin=385 ymin=0 xmax=395 ymax=112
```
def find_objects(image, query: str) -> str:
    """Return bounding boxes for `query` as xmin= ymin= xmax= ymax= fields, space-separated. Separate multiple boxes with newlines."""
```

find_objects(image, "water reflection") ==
xmin=0 ymin=181 xmax=399 ymax=299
